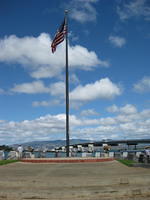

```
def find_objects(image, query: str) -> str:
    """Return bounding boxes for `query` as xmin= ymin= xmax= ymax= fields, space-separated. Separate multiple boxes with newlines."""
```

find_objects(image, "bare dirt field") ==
xmin=0 ymin=160 xmax=150 ymax=200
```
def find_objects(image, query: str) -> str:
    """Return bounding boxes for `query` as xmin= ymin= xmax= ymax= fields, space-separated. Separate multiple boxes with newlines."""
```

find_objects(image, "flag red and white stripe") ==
xmin=51 ymin=19 xmax=67 ymax=53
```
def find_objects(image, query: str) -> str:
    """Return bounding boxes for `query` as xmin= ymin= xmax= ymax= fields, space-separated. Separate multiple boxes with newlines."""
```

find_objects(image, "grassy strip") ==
xmin=117 ymin=159 xmax=136 ymax=167
xmin=0 ymin=160 xmax=19 ymax=166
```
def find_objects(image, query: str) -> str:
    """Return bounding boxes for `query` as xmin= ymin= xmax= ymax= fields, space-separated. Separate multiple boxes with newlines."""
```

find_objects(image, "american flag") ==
xmin=51 ymin=19 xmax=67 ymax=53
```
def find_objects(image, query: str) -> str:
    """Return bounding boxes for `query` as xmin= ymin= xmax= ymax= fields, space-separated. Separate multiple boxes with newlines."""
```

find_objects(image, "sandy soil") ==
xmin=0 ymin=160 xmax=150 ymax=200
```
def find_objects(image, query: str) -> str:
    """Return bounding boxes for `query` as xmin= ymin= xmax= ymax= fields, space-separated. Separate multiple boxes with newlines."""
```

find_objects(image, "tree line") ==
xmin=0 ymin=145 xmax=13 ymax=151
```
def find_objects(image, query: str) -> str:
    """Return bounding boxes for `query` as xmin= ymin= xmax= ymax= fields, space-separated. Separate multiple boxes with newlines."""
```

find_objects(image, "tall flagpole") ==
xmin=65 ymin=10 xmax=70 ymax=157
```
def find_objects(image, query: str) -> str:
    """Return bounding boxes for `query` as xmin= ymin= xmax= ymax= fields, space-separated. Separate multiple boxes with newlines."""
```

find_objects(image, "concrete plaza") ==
xmin=0 ymin=160 xmax=150 ymax=200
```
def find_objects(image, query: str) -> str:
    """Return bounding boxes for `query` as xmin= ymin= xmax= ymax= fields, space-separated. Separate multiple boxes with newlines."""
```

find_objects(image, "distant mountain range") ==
xmin=12 ymin=139 xmax=93 ymax=150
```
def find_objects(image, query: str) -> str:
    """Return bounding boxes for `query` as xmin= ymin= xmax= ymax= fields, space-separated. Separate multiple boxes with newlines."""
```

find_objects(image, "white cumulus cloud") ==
xmin=10 ymin=78 xmax=121 ymax=108
xmin=107 ymin=104 xmax=119 ymax=113
xmin=80 ymin=109 xmax=99 ymax=116
xmin=117 ymin=0 xmax=150 ymax=21
xmin=107 ymin=104 xmax=137 ymax=115
xmin=68 ymin=0 xmax=98 ymax=23
xmin=11 ymin=81 xmax=50 ymax=94
xmin=109 ymin=36 xmax=126 ymax=48
xmin=0 ymin=33 xmax=108 ymax=79
xmin=0 ymin=106 xmax=150 ymax=144
xmin=0 ymin=88 xmax=5 ymax=95
xmin=133 ymin=76 xmax=150 ymax=93
xmin=120 ymin=104 xmax=137 ymax=114
xmin=70 ymin=78 xmax=122 ymax=102
xmin=32 ymin=99 xmax=61 ymax=107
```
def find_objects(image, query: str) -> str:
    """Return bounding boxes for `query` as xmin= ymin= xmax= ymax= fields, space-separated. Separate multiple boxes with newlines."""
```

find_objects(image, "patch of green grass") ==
xmin=0 ymin=160 xmax=19 ymax=165
xmin=117 ymin=159 xmax=136 ymax=167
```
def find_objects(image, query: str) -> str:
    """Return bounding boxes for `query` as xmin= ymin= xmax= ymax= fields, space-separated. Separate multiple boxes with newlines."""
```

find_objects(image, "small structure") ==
xmin=0 ymin=150 xmax=5 ymax=160
xmin=144 ymin=147 xmax=150 ymax=163
xmin=77 ymin=145 xmax=84 ymax=152
xmin=24 ymin=152 xmax=35 ymax=158
xmin=109 ymin=152 xmax=114 ymax=158
xmin=103 ymin=144 xmax=111 ymax=153
xmin=88 ymin=144 xmax=94 ymax=153
xmin=95 ymin=152 xmax=100 ymax=157
xmin=69 ymin=146 xmax=74 ymax=152
xmin=7 ymin=151 xmax=19 ymax=160
xmin=122 ymin=152 xmax=128 ymax=158
xmin=61 ymin=146 xmax=66 ymax=152
xmin=82 ymin=152 xmax=87 ymax=157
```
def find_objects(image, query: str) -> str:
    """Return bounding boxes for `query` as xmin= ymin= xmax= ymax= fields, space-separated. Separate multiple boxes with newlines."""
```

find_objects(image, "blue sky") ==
xmin=0 ymin=0 xmax=150 ymax=145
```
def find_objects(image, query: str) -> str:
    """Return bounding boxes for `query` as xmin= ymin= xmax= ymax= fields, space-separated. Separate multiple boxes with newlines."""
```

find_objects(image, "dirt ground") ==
xmin=0 ymin=160 xmax=150 ymax=200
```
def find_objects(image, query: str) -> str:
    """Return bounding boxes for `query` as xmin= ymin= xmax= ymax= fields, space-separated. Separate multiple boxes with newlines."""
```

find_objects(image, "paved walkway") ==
xmin=0 ymin=160 xmax=150 ymax=200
